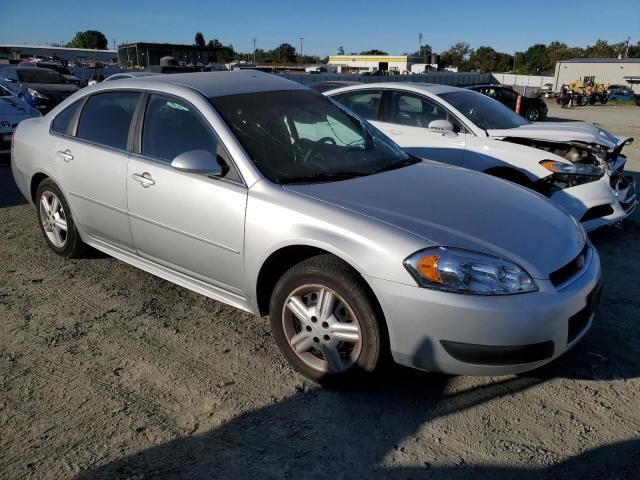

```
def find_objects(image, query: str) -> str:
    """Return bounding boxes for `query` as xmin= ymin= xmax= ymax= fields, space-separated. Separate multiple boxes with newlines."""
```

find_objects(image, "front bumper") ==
xmin=549 ymin=169 xmax=637 ymax=232
xmin=366 ymin=246 xmax=601 ymax=376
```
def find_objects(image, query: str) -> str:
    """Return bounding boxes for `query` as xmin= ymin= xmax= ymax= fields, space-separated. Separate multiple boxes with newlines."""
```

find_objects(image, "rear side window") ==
xmin=336 ymin=90 xmax=382 ymax=120
xmin=51 ymin=100 xmax=82 ymax=135
xmin=76 ymin=91 xmax=140 ymax=150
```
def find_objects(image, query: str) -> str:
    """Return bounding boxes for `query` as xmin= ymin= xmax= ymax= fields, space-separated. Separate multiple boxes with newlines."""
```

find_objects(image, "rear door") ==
xmin=127 ymin=93 xmax=247 ymax=293
xmin=53 ymin=91 xmax=140 ymax=252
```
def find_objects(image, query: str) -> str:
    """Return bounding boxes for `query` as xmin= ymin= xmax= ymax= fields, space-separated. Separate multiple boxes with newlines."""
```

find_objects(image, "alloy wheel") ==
xmin=39 ymin=191 xmax=68 ymax=248
xmin=282 ymin=284 xmax=362 ymax=374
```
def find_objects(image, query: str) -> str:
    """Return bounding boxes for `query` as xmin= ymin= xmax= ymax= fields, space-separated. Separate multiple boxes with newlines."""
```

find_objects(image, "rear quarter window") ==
xmin=51 ymin=100 xmax=83 ymax=136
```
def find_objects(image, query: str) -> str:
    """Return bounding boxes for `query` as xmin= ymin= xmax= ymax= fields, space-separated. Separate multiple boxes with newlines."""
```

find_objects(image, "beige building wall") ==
xmin=553 ymin=59 xmax=640 ymax=93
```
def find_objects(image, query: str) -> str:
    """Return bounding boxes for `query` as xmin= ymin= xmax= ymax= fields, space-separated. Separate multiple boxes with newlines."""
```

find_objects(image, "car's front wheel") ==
xmin=35 ymin=179 xmax=86 ymax=258
xmin=269 ymin=254 xmax=385 ymax=383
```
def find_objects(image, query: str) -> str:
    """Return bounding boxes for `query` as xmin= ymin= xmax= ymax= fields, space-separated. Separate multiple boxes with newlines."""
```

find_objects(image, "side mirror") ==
xmin=171 ymin=150 xmax=224 ymax=176
xmin=428 ymin=119 xmax=456 ymax=135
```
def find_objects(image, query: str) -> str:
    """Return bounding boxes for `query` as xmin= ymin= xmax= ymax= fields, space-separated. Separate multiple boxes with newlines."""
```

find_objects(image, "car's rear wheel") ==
xmin=525 ymin=107 xmax=541 ymax=121
xmin=269 ymin=254 xmax=385 ymax=384
xmin=35 ymin=179 xmax=86 ymax=258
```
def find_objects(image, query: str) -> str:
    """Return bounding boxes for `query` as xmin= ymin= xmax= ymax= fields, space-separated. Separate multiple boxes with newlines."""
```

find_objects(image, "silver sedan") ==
xmin=11 ymin=71 xmax=601 ymax=383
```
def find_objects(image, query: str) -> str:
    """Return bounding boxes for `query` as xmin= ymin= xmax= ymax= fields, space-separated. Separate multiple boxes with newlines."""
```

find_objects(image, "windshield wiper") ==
xmin=280 ymin=171 xmax=370 ymax=184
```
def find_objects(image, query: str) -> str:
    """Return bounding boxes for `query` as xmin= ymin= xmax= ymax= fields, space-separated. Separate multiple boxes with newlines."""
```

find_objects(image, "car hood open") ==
xmin=285 ymin=162 xmax=585 ymax=279
xmin=488 ymin=122 xmax=632 ymax=151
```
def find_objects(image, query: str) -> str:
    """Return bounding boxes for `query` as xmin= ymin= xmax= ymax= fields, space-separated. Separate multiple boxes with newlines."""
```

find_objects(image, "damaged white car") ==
xmin=325 ymin=83 xmax=636 ymax=231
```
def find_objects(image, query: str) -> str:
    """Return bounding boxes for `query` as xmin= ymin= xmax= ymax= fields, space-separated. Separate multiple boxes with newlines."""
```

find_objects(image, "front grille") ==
xmin=568 ymin=283 xmax=601 ymax=345
xmin=580 ymin=204 xmax=614 ymax=222
xmin=550 ymin=244 xmax=588 ymax=287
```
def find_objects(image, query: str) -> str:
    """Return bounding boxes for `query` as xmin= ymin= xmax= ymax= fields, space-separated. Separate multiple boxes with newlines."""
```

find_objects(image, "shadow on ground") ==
xmin=75 ymin=363 xmax=639 ymax=479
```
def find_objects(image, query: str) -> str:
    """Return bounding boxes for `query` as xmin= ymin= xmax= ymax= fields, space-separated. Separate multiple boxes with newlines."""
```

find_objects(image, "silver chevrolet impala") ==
xmin=11 ymin=71 xmax=601 ymax=383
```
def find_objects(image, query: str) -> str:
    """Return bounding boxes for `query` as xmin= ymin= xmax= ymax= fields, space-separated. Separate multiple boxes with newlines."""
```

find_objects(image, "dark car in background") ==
xmin=0 ymin=67 xmax=80 ymax=114
xmin=467 ymin=85 xmax=548 ymax=121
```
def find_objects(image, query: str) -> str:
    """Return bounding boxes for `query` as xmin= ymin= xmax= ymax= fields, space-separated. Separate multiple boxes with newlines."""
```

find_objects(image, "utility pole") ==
xmin=112 ymin=38 xmax=116 ymax=50
xmin=625 ymin=36 xmax=631 ymax=58
xmin=418 ymin=33 xmax=424 ymax=62
xmin=252 ymin=38 xmax=256 ymax=65
xmin=299 ymin=37 xmax=304 ymax=64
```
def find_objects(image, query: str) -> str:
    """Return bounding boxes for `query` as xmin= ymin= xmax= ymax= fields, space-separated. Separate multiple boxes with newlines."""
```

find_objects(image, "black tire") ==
xmin=35 ymin=178 xmax=86 ymax=258
xmin=525 ymin=107 xmax=540 ymax=121
xmin=269 ymin=254 xmax=386 ymax=384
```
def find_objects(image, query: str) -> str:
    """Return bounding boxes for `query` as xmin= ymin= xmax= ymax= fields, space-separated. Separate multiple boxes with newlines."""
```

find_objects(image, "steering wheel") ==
xmin=300 ymin=136 xmax=337 ymax=166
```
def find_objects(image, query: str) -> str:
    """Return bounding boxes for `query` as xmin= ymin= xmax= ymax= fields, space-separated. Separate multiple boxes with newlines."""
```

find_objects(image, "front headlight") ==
xmin=404 ymin=247 xmax=538 ymax=295
xmin=540 ymin=160 xmax=603 ymax=178
xmin=27 ymin=88 xmax=48 ymax=99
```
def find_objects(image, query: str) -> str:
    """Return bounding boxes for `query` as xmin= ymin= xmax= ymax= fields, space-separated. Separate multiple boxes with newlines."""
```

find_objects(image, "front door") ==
xmin=372 ymin=91 xmax=466 ymax=166
xmin=126 ymin=93 xmax=247 ymax=293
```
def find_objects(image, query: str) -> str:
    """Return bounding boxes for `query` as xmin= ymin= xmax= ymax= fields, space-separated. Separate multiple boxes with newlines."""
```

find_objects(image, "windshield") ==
xmin=439 ymin=90 xmax=530 ymax=130
xmin=210 ymin=89 xmax=413 ymax=184
xmin=17 ymin=69 xmax=67 ymax=84
xmin=41 ymin=65 xmax=72 ymax=75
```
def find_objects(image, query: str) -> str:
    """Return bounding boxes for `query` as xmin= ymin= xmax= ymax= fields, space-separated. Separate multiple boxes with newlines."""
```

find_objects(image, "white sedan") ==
xmin=325 ymin=83 xmax=636 ymax=231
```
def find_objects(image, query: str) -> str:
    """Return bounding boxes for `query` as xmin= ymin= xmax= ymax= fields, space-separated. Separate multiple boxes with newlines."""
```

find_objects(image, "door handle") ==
xmin=131 ymin=172 xmax=155 ymax=188
xmin=56 ymin=149 xmax=73 ymax=162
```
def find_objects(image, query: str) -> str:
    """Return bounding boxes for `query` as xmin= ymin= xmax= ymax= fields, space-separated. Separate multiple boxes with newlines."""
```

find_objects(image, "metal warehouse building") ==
xmin=553 ymin=57 xmax=640 ymax=93
xmin=118 ymin=42 xmax=233 ymax=68
xmin=0 ymin=44 xmax=117 ymax=64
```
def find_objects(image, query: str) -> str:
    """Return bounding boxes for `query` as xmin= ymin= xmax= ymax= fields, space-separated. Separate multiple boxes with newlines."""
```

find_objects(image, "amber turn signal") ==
xmin=416 ymin=255 xmax=442 ymax=283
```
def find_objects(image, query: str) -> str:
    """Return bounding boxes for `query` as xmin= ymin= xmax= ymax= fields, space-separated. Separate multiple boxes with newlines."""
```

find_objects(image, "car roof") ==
xmin=326 ymin=82 xmax=464 ymax=96
xmin=120 ymin=70 xmax=307 ymax=97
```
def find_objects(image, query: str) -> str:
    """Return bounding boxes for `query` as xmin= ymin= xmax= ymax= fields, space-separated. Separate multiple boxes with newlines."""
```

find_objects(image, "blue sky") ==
xmin=2 ymin=0 xmax=638 ymax=56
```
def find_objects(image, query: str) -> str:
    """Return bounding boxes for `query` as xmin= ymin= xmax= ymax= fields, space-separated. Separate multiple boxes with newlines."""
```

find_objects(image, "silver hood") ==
xmin=488 ymin=121 xmax=631 ymax=151
xmin=285 ymin=162 xmax=585 ymax=279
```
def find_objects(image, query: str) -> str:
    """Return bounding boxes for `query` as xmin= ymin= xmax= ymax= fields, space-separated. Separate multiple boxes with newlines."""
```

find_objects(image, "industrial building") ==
xmin=117 ymin=42 xmax=233 ymax=68
xmin=553 ymin=57 xmax=640 ymax=93
xmin=0 ymin=44 xmax=117 ymax=64
xmin=327 ymin=54 xmax=440 ymax=74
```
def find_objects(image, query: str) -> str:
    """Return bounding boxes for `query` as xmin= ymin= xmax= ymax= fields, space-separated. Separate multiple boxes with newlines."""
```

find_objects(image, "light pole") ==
xmin=299 ymin=37 xmax=304 ymax=64
xmin=252 ymin=38 xmax=256 ymax=65
xmin=418 ymin=33 xmax=424 ymax=62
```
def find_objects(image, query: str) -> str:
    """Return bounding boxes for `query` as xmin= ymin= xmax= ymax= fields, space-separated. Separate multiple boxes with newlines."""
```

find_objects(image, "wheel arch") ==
xmin=30 ymin=172 xmax=50 ymax=203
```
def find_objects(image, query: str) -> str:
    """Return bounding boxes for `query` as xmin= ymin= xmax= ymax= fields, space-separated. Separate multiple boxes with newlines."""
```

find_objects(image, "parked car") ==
xmin=608 ymin=90 xmax=635 ymax=102
xmin=11 ymin=71 xmax=601 ymax=383
xmin=467 ymin=85 xmax=548 ymax=121
xmin=325 ymin=83 xmax=636 ymax=231
xmin=0 ymin=84 xmax=41 ymax=157
xmin=0 ymin=66 xmax=80 ymax=114
xmin=18 ymin=61 xmax=84 ymax=88
xmin=104 ymin=72 xmax=161 ymax=81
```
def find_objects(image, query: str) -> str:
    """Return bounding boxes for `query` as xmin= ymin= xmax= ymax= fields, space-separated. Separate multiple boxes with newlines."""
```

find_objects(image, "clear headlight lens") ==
xmin=27 ymin=88 xmax=47 ymax=99
xmin=540 ymin=160 xmax=603 ymax=177
xmin=404 ymin=247 xmax=538 ymax=295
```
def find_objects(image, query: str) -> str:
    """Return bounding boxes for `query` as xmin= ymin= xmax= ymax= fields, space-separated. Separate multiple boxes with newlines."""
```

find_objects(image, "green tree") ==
xmin=359 ymin=49 xmax=389 ymax=55
xmin=337 ymin=46 xmax=345 ymax=55
xmin=194 ymin=32 xmax=205 ymax=47
xmin=274 ymin=43 xmax=297 ymax=63
xmin=586 ymin=39 xmax=616 ymax=57
xmin=66 ymin=30 xmax=108 ymax=50
xmin=207 ymin=38 xmax=223 ymax=48
xmin=520 ymin=43 xmax=548 ymax=73
xmin=440 ymin=42 xmax=473 ymax=68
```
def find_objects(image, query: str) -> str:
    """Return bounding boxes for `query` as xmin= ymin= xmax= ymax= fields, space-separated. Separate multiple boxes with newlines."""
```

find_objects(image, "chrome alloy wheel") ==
xmin=282 ymin=284 xmax=362 ymax=374
xmin=39 ymin=191 xmax=68 ymax=248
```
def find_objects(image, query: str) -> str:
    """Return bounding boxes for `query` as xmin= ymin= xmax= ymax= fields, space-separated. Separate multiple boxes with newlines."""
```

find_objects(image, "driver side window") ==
xmin=390 ymin=92 xmax=463 ymax=132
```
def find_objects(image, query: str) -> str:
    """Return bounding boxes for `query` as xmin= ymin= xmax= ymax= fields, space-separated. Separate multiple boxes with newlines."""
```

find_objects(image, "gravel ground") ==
xmin=1 ymin=103 xmax=639 ymax=480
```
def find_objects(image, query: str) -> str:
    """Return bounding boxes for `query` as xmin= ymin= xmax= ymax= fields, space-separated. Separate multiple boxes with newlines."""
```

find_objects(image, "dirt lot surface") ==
xmin=1 ymin=103 xmax=640 ymax=479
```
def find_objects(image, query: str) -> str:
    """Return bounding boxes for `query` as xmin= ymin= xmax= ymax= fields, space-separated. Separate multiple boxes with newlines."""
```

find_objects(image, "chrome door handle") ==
xmin=131 ymin=172 xmax=155 ymax=188
xmin=56 ymin=149 xmax=73 ymax=162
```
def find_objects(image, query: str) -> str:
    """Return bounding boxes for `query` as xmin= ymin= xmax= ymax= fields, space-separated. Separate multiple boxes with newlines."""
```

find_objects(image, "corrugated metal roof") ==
xmin=558 ymin=57 xmax=640 ymax=64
